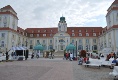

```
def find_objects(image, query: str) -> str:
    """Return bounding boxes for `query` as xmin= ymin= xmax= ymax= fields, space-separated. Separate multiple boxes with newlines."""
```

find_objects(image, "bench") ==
xmin=109 ymin=66 xmax=118 ymax=79
xmin=101 ymin=61 xmax=112 ymax=67
xmin=83 ymin=58 xmax=102 ymax=68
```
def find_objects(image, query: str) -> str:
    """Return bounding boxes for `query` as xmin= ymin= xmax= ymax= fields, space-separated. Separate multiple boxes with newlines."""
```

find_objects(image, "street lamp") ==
xmin=25 ymin=40 xmax=28 ymax=47
xmin=76 ymin=41 xmax=77 ymax=58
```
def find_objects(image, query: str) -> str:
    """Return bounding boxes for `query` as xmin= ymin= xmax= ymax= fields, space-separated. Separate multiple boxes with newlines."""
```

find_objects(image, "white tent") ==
xmin=102 ymin=48 xmax=112 ymax=54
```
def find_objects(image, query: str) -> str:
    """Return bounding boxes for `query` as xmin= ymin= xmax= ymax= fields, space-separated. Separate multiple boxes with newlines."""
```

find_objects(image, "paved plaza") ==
xmin=0 ymin=58 xmax=115 ymax=80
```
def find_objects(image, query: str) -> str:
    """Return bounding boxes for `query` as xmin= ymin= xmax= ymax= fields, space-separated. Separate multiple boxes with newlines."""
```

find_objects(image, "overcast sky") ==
xmin=0 ymin=0 xmax=114 ymax=29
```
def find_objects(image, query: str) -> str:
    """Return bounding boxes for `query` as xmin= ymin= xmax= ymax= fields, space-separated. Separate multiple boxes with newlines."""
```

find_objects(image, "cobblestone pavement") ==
xmin=72 ymin=61 xmax=114 ymax=80
xmin=0 ymin=58 xmax=115 ymax=80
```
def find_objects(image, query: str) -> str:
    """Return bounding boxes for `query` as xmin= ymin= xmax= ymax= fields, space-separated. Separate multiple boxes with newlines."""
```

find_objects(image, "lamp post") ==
xmin=25 ymin=40 xmax=28 ymax=47
xmin=76 ymin=41 xmax=77 ymax=58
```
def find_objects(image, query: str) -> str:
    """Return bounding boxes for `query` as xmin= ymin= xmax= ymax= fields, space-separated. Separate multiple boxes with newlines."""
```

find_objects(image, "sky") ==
xmin=0 ymin=0 xmax=115 ymax=29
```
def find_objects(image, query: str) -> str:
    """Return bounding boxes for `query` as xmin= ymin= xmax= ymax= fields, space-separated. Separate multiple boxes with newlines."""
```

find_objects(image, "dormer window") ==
xmin=38 ymin=30 xmax=40 ymax=32
xmin=44 ymin=30 xmax=46 ymax=32
xmin=85 ymin=29 xmax=87 ymax=32
xmin=86 ymin=33 xmax=89 ymax=36
xmin=51 ymin=30 xmax=52 ymax=32
xmin=79 ymin=30 xmax=81 ymax=32
xmin=32 ymin=31 xmax=34 ymax=33
xmin=93 ymin=33 xmax=96 ymax=36
xmin=72 ymin=30 xmax=74 ymax=32
xmin=92 ymin=29 xmax=94 ymax=32
xmin=43 ymin=34 xmax=46 ymax=36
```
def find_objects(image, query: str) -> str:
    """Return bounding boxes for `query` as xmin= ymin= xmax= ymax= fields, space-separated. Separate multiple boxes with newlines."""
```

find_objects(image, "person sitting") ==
xmin=78 ymin=56 xmax=83 ymax=65
xmin=110 ymin=57 xmax=118 ymax=69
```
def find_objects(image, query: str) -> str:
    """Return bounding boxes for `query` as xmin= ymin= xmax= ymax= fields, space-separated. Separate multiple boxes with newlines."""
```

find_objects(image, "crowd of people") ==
xmin=63 ymin=53 xmax=77 ymax=61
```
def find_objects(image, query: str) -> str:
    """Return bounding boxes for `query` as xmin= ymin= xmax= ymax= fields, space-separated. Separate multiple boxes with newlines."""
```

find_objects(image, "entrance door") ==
xmin=60 ymin=45 xmax=63 ymax=50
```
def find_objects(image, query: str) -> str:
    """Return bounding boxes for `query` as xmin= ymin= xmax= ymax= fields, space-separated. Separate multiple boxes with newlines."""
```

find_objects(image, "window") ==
xmin=60 ymin=34 xmax=63 ymax=36
xmin=0 ymin=17 xmax=1 ymax=21
xmin=1 ymin=41 xmax=4 ymax=47
xmin=1 ymin=33 xmax=5 ymax=38
xmin=30 ymin=34 xmax=33 ymax=37
xmin=85 ymin=29 xmax=87 ymax=32
xmin=93 ymin=33 xmax=96 ymax=36
xmin=59 ymin=26 xmax=61 ymax=28
xmin=37 ymin=34 xmax=39 ymax=37
xmin=93 ymin=39 xmax=96 ymax=43
xmin=30 ymin=45 xmax=33 ymax=49
xmin=30 ymin=40 xmax=32 ymax=44
xmin=86 ymin=39 xmax=89 ymax=43
xmin=43 ymin=40 xmax=45 ymax=43
xmin=43 ymin=34 xmax=46 ymax=36
xmin=86 ymin=33 xmax=89 ymax=36
xmin=79 ymin=30 xmax=81 ymax=32
xmin=38 ymin=30 xmax=40 ymax=32
xmin=92 ymin=29 xmax=94 ymax=32
xmin=50 ymin=34 xmax=52 ymax=36
xmin=72 ymin=30 xmax=74 ymax=32
xmin=26 ymin=33 xmax=27 ymax=36
xmin=51 ymin=30 xmax=52 ymax=32
xmin=59 ymin=39 xmax=65 ymax=42
xmin=79 ymin=39 xmax=82 ymax=43
xmin=44 ymin=30 xmax=46 ymax=32
xmin=72 ymin=33 xmax=75 ymax=36
xmin=72 ymin=40 xmax=74 ymax=43
xmin=3 ymin=16 xmax=7 ymax=24
xmin=37 ymin=40 xmax=39 ymax=43
xmin=4 ymin=23 xmax=7 ymax=27
xmin=32 ymin=31 xmax=34 ymax=33
xmin=78 ymin=45 xmax=83 ymax=50
xmin=50 ymin=40 xmax=52 ymax=43
xmin=79 ymin=33 xmax=82 ymax=36
xmin=93 ymin=45 xmax=97 ymax=50
xmin=49 ymin=45 xmax=53 ymax=50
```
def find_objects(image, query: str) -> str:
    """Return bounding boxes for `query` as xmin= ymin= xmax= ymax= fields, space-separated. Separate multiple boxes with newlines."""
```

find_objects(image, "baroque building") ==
xmin=0 ymin=0 xmax=118 ymax=54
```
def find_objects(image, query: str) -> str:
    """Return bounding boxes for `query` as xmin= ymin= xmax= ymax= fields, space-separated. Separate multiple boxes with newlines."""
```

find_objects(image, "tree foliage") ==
xmin=80 ymin=50 xmax=86 ymax=57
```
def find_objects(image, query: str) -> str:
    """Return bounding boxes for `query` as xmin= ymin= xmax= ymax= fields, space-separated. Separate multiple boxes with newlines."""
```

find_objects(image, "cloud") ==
xmin=0 ymin=0 xmax=115 ymax=29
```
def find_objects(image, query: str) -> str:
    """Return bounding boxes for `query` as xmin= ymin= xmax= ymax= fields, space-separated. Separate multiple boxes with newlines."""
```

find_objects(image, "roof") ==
xmin=67 ymin=27 xmax=103 ymax=37
xmin=112 ymin=0 xmax=118 ymax=5
xmin=107 ymin=0 xmax=118 ymax=12
xmin=0 ymin=5 xmax=17 ymax=14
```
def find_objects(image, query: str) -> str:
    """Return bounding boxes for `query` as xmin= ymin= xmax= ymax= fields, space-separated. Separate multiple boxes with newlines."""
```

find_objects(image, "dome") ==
xmin=66 ymin=43 xmax=76 ymax=50
xmin=33 ymin=44 xmax=44 ymax=50
xmin=60 ymin=16 xmax=65 ymax=21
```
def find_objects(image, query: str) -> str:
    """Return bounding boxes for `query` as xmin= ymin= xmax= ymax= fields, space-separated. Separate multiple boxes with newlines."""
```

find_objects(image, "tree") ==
xmin=80 ymin=50 xmax=86 ymax=57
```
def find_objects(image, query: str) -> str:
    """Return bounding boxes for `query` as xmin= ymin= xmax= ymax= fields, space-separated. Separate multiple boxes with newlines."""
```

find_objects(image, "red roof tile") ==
xmin=0 ymin=5 xmax=17 ymax=14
